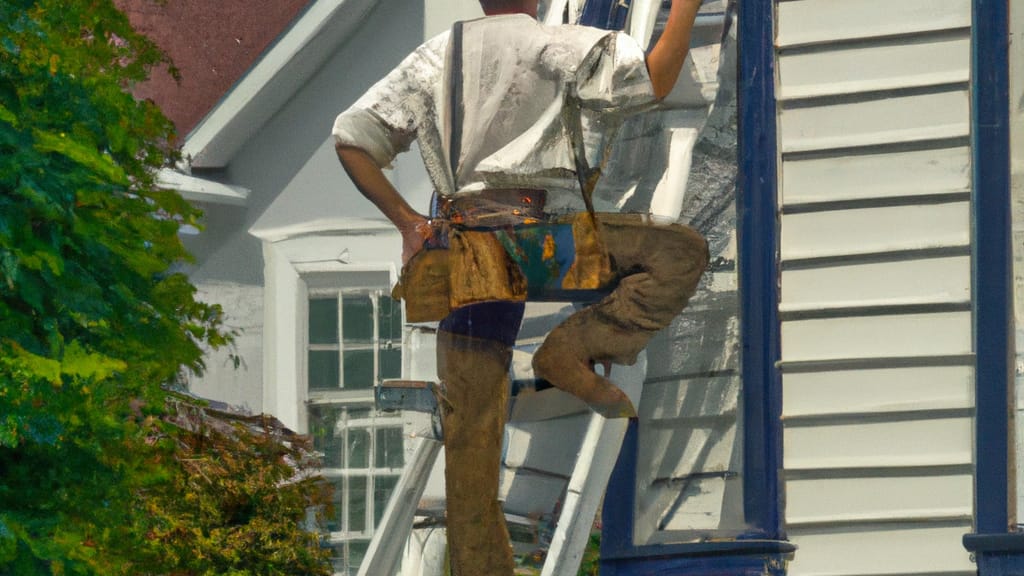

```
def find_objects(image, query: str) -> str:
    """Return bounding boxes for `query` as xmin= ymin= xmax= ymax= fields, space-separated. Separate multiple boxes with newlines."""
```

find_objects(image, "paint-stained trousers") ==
xmin=436 ymin=215 xmax=708 ymax=575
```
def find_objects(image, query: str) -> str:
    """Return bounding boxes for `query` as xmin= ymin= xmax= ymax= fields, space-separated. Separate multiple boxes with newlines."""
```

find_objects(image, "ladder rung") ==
xmin=377 ymin=380 xmax=439 ymax=414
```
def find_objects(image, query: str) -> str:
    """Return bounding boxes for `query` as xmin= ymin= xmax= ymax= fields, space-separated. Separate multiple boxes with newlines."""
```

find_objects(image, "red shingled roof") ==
xmin=114 ymin=0 xmax=310 ymax=140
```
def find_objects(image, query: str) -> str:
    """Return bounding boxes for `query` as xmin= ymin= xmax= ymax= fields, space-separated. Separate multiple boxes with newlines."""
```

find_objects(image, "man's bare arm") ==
xmin=646 ymin=0 xmax=703 ymax=99
xmin=335 ymin=143 xmax=431 ymax=264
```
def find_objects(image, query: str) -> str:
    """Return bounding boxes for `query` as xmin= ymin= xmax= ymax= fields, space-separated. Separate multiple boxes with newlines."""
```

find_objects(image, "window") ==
xmin=305 ymin=288 xmax=404 ymax=575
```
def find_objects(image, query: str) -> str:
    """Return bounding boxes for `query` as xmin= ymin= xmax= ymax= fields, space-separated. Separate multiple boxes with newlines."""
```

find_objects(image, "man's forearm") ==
xmin=335 ymin=143 xmax=430 ymax=263
xmin=646 ymin=0 xmax=703 ymax=99
xmin=335 ymin=144 xmax=426 ymax=229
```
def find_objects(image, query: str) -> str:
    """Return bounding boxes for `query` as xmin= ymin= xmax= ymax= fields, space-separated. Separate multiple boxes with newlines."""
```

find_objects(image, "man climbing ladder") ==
xmin=333 ymin=0 xmax=707 ymax=572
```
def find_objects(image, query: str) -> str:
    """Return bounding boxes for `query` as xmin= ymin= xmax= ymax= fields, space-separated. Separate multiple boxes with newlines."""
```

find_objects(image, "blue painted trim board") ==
xmin=736 ymin=0 xmax=784 ymax=539
xmin=579 ymin=0 xmax=631 ymax=29
xmin=970 ymin=0 xmax=1014 ymax=536
xmin=601 ymin=552 xmax=790 ymax=576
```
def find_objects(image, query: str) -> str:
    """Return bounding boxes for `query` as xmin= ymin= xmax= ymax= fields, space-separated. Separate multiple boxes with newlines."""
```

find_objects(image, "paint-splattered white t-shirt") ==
xmin=332 ymin=14 xmax=655 ymax=212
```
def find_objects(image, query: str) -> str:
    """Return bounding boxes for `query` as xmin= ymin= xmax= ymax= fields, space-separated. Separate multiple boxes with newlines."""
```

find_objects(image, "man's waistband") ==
xmin=433 ymin=189 xmax=548 ymax=227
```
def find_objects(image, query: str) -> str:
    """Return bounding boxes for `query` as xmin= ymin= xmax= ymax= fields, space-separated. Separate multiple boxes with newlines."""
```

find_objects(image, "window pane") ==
xmin=308 ymin=350 xmax=340 ymax=391
xmin=375 ymin=427 xmax=404 ymax=469
xmin=308 ymin=406 xmax=343 ymax=468
xmin=349 ymin=476 xmax=367 ymax=533
xmin=327 ymin=540 xmax=370 ymax=575
xmin=327 ymin=544 xmax=346 ymax=574
xmin=347 ymin=428 xmax=370 ymax=469
xmin=378 ymin=347 xmax=401 ymax=380
xmin=326 ymin=478 xmax=344 ymax=533
xmin=348 ymin=541 xmax=370 ymax=574
xmin=343 ymin=350 xmax=374 ymax=390
xmin=308 ymin=297 xmax=339 ymax=344
xmin=342 ymin=294 xmax=374 ymax=343
xmin=378 ymin=296 xmax=403 ymax=341
xmin=374 ymin=475 xmax=399 ymax=526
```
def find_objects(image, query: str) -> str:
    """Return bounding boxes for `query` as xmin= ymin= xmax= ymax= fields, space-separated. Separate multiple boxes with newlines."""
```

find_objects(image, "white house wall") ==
xmin=184 ymin=0 xmax=440 ymax=409
xmin=775 ymin=0 xmax=975 ymax=573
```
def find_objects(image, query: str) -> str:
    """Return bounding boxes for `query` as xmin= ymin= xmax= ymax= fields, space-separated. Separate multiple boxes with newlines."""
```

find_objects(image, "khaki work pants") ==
xmin=435 ymin=215 xmax=708 ymax=575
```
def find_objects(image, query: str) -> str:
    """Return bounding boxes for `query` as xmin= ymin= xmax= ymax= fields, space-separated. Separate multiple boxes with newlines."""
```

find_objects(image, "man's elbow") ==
xmin=650 ymin=77 xmax=673 ymax=100
xmin=647 ymin=69 xmax=680 ymax=100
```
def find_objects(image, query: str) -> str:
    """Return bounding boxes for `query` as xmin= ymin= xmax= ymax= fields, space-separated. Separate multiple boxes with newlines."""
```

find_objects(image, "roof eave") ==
xmin=180 ymin=0 xmax=380 ymax=169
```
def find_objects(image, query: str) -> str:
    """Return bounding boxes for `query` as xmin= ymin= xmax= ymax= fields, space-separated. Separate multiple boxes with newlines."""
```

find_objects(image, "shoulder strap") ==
xmin=448 ymin=21 xmax=465 ymax=182
xmin=564 ymin=88 xmax=600 ymax=217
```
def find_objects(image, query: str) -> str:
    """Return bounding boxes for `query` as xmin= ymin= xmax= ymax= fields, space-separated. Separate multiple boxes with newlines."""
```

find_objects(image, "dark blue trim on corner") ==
xmin=601 ymin=419 xmax=639 ymax=559
xmin=579 ymin=0 xmax=631 ymax=30
xmin=737 ymin=0 xmax=784 ymax=539
xmin=970 ymin=0 xmax=1014 ymax=538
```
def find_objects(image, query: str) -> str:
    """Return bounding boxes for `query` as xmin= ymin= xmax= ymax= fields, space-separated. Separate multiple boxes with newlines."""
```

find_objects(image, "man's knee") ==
xmin=640 ymin=225 xmax=708 ymax=302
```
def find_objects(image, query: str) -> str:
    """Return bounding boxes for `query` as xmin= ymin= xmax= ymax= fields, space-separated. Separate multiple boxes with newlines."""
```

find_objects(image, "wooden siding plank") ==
xmin=782 ymin=146 xmax=970 ymax=206
xmin=776 ymin=0 xmax=970 ymax=48
xmin=778 ymin=33 xmax=970 ymax=100
xmin=780 ymin=311 xmax=971 ymax=363
xmin=780 ymin=256 xmax=971 ymax=311
xmin=787 ymin=524 xmax=975 ymax=575
xmin=779 ymin=89 xmax=969 ymax=154
xmin=786 ymin=473 xmax=973 ymax=526
xmin=639 ymin=421 xmax=739 ymax=482
xmin=640 ymin=376 xmax=739 ymax=421
xmin=783 ymin=365 xmax=974 ymax=418
xmin=654 ymin=477 xmax=739 ymax=531
xmin=635 ymin=424 xmax=742 ymax=537
xmin=784 ymin=416 xmax=973 ymax=470
xmin=780 ymin=202 xmax=970 ymax=261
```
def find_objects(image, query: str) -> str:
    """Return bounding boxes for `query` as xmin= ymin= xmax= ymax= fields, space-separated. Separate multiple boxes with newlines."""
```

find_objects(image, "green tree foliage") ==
xmin=0 ymin=1 xmax=330 ymax=574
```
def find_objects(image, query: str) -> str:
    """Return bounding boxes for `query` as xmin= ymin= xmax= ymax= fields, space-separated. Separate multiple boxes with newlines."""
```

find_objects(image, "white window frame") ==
xmin=254 ymin=221 xmax=406 ymax=575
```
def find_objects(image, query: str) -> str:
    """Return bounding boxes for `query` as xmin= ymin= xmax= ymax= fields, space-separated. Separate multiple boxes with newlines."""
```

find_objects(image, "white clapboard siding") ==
xmin=778 ymin=33 xmax=970 ymax=100
xmin=781 ymin=311 xmax=972 ymax=364
xmin=780 ymin=201 xmax=970 ymax=261
xmin=640 ymin=376 xmax=739 ymax=421
xmin=779 ymin=88 xmax=969 ymax=154
xmin=782 ymin=145 xmax=970 ymax=207
xmin=784 ymin=365 xmax=974 ymax=418
xmin=781 ymin=256 xmax=971 ymax=311
xmin=641 ymin=419 xmax=738 ymax=480
xmin=787 ymin=524 xmax=975 ymax=575
xmin=774 ymin=0 xmax=974 ymax=574
xmin=653 ymin=477 xmax=741 ymax=534
xmin=784 ymin=416 xmax=974 ymax=471
xmin=776 ymin=0 xmax=970 ymax=48
xmin=636 ymin=422 xmax=743 ymax=541
xmin=786 ymin=473 xmax=973 ymax=525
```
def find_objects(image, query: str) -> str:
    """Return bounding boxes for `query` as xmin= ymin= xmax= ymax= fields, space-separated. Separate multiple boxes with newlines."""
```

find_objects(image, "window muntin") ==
xmin=307 ymin=290 xmax=403 ymax=393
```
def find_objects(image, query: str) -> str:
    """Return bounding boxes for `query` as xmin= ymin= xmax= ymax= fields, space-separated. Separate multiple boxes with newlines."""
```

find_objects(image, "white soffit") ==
xmin=182 ymin=0 xmax=379 ymax=169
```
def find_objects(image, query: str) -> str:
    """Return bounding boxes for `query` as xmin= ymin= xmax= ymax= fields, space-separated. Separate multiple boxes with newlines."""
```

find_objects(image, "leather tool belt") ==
xmin=393 ymin=191 xmax=620 ymax=322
